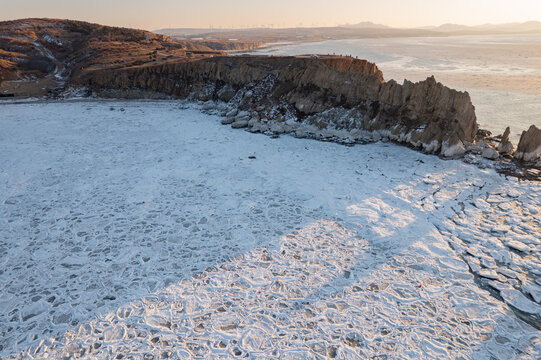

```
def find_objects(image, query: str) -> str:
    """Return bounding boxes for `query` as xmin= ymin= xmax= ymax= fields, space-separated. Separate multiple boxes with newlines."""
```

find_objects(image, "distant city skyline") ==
xmin=0 ymin=0 xmax=540 ymax=30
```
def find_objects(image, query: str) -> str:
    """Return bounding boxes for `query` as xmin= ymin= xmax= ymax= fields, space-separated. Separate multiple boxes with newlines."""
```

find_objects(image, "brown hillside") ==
xmin=0 ymin=18 xmax=228 ymax=97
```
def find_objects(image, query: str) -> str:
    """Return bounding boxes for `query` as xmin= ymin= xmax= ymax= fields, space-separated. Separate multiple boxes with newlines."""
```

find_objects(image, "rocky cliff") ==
xmin=175 ymin=39 xmax=265 ymax=52
xmin=74 ymin=55 xmax=478 ymax=157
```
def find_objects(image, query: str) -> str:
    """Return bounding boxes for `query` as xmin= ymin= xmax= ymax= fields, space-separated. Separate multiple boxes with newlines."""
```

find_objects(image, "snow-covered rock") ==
xmin=201 ymin=101 xmax=215 ymax=110
xmin=482 ymin=146 xmax=499 ymax=160
xmin=440 ymin=138 xmax=466 ymax=157
xmin=247 ymin=117 xmax=259 ymax=127
xmin=515 ymin=125 xmax=541 ymax=162
xmin=217 ymin=84 xmax=236 ymax=102
xmin=231 ymin=120 xmax=249 ymax=128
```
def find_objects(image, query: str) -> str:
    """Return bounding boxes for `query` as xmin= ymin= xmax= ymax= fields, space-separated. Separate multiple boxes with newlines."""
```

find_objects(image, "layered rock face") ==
xmin=373 ymin=76 xmax=477 ymax=156
xmin=515 ymin=125 xmax=541 ymax=162
xmin=74 ymin=55 xmax=478 ymax=157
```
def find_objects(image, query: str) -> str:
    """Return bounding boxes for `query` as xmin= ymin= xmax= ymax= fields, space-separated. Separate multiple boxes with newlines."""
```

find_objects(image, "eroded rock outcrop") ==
xmin=515 ymin=125 xmax=541 ymax=162
xmin=498 ymin=126 xmax=515 ymax=156
xmin=74 ymin=55 xmax=478 ymax=157
xmin=372 ymin=76 xmax=477 ymax=155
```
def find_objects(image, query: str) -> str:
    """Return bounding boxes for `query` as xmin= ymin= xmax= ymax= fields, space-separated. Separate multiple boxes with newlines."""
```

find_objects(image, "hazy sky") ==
xmin=1 ymin=0 xmax=540 ymax=30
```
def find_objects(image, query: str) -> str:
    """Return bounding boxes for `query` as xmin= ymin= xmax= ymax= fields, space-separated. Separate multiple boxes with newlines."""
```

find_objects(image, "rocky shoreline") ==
xmin=70 ymin=55 xmax=540 ymax=179
xmin=196 ymin=99 xmax=540 ymax=181
xmin=1 ymin=19 xmax=539 ymax=172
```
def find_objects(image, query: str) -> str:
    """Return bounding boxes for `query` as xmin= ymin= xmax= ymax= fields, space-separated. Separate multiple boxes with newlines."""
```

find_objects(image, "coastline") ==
xmin=248 ymin=34 xmax=541 ymax=143
xmin=2 ymin=96 xmax=540 ymax=181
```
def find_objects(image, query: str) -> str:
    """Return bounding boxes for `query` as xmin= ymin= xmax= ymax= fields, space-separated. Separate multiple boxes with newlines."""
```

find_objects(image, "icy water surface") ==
xmin=0 ymin=100 xmax=540 ymax=359
xmin=253 ymin=34 xmax=541 ymax=143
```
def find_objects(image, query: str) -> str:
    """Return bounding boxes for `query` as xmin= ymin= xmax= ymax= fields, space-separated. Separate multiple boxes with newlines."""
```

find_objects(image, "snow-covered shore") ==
xmin=0 ymin=100 xmax=539 ymax=359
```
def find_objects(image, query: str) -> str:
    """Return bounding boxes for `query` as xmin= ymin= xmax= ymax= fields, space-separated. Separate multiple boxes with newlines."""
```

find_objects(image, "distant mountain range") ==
xmin=341 ymin=21 xmax=390 ymax=29
xmin=419 ymin=21 xmax=541 ymax=33
xmin=156 ymin=21 xmax=541 ymax=41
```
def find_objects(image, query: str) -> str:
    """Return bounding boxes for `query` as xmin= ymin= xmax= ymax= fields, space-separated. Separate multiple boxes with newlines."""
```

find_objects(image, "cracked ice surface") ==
xmin=0 ymin=100 xmax=540 ymax=359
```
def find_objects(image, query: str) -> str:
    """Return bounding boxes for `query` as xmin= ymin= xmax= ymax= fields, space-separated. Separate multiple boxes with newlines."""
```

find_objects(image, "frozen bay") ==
xmin=0 ymin=100 xmax=540 ymax=359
